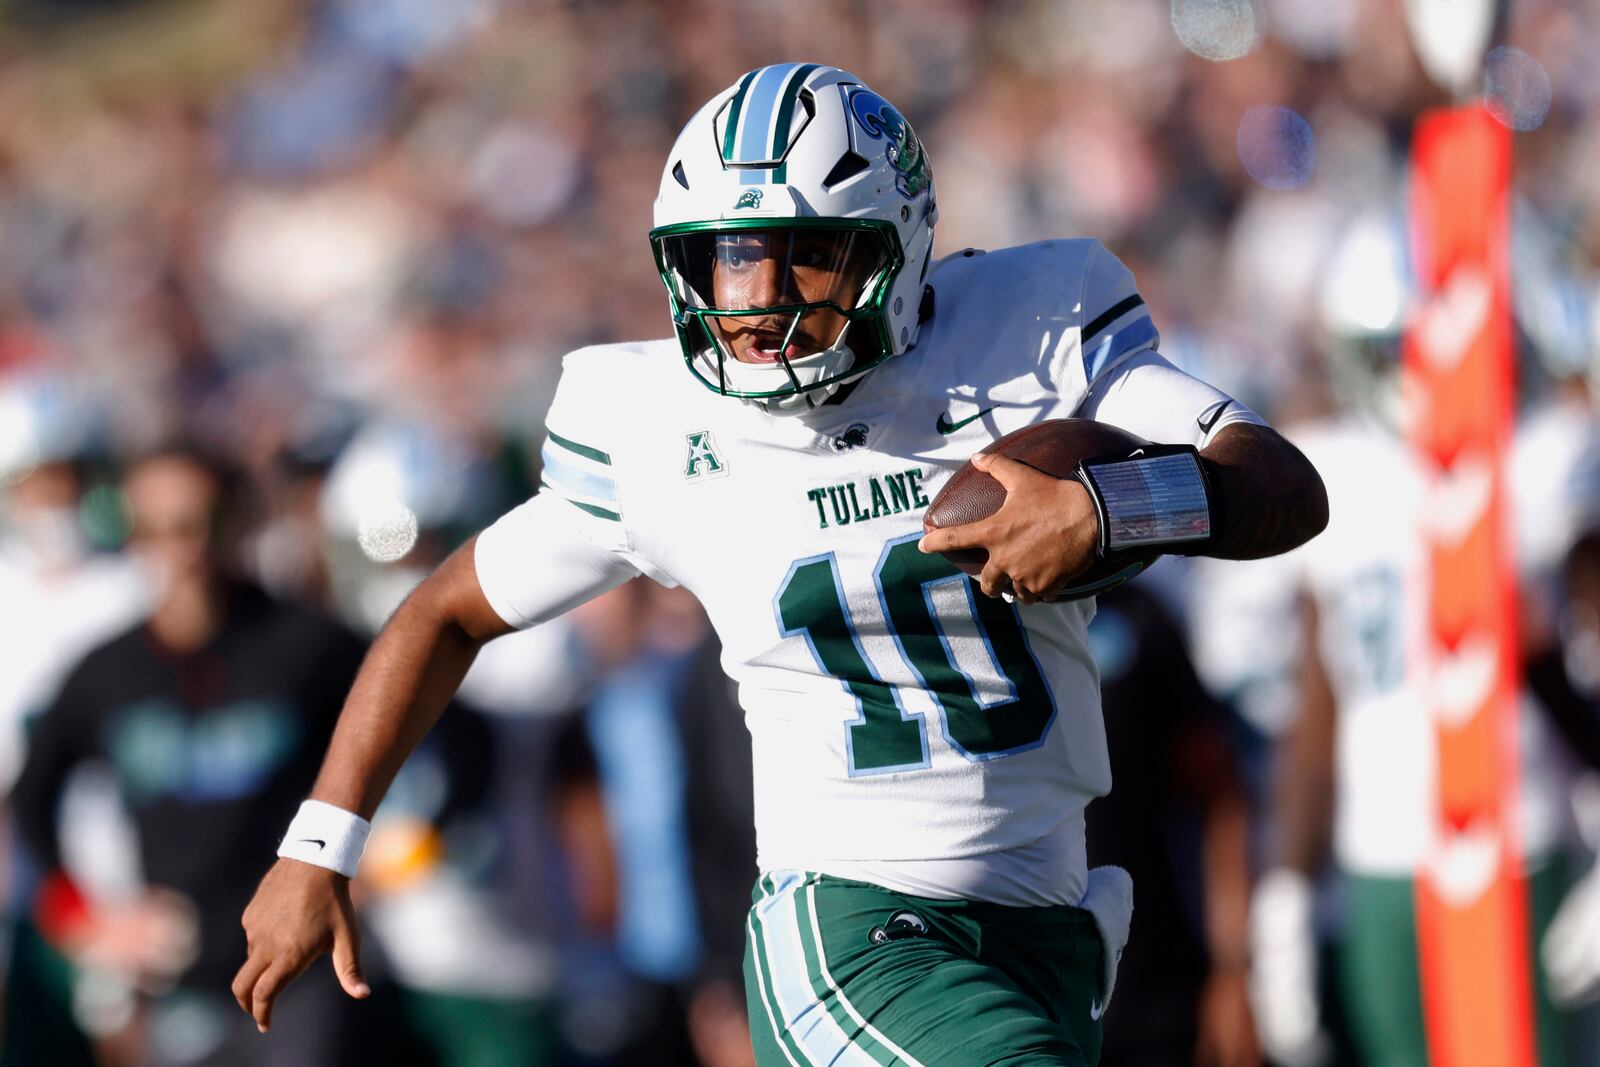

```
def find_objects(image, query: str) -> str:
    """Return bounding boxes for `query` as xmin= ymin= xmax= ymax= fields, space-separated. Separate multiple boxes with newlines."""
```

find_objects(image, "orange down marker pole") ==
xmin=1405 ymin=106 xmax=1535 ymax=1067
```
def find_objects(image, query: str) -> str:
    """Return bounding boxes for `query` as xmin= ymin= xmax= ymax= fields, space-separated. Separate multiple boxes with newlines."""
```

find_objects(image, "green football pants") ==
xmin=743 ymin=871 xmax=1104 ymax=1067
xmin=1339 ymin=861 xmax=1568 ymax=1067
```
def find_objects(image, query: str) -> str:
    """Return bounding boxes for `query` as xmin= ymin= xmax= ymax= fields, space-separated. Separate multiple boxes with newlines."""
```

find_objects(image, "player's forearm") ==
xmin=1201 ymin=775 xmax=1254 ymax=972
xmin=1277 ymin=721 xmax=1336 ymax=876
xmin=308 ymin=540 xmax=510 ymax=817
xmin=1200 ymin=423 xmax=1328 ymax=560
xmin=1276 ymin=595 xmax=1337 ymax=875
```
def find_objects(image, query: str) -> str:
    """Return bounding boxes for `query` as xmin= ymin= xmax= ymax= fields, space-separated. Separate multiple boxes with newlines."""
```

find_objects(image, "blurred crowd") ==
xmin=2 ymin=0 xmax=1599 ymax=1065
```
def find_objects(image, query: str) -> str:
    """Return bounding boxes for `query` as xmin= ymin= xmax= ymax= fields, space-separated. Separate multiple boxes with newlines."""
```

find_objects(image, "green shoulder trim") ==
xmin=567 ymin=499 xmax=621 ymax=523
xmin=547 ymin=429 xmax=612 ymax=465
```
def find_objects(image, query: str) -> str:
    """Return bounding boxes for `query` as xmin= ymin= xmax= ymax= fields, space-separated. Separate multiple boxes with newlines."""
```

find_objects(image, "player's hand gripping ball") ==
xmin=922 ymin=419 xmax=1164 ymax=602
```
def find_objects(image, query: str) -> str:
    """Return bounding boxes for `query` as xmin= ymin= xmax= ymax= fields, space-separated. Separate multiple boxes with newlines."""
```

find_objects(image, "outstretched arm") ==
xmin=232 ymin=540 xmax=512 ymax=1032
xmin=303 ymin=543 xmax=511 ymax=817
xmin=234 ymin=475 xmax=643 ymax=1032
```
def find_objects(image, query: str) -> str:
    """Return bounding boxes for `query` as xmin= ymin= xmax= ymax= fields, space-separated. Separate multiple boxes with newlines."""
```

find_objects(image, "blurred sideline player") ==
xmin=1085 ymin=582 xmax=1259 ymax=1067
xmin=12 ymin=446 xmax=378 ymax=1067
xmin=0 ymin=373 xmax=150 ymax=1066
xmin=1225 ymin=212 xmax=1600 ymax=1067
xmin=233 ymin=64 xmax=1328 ymax=1067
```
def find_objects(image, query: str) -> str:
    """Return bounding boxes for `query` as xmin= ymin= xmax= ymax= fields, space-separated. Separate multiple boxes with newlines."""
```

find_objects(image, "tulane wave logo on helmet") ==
xmin=847 ymin=89 xmax=932 ymax=199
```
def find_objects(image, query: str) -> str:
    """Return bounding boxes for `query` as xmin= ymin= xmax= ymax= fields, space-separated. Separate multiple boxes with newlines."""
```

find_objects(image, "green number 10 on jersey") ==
xmin=775 ymin=533 xmax=1058 ymax=775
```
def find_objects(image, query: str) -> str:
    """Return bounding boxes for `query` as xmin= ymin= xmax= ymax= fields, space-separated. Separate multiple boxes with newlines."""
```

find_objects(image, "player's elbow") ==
xmin=1203 ymin=423 xmax=1329 ymax=559
xmin=1251 ymin=433 xmax=1328 ymax=556
xmin=1280 ymin=444 xmax=1329 ymax=549
xmin=397 ymin=538 xmax=515 ymax=646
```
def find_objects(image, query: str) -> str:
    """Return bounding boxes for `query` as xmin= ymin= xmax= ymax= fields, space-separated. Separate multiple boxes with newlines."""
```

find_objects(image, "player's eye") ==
xmin=717 ymin=238 xmax=764 ymax=272
xmin=786 ymin=237 xmax=837 ymax=271
xmin=791 ymin=247 xmax=832 ymax=270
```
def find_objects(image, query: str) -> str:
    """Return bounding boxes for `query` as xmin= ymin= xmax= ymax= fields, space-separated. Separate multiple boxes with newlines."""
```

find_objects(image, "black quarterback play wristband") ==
xmin=1076 ymin=445 xmax=1216 ymax=556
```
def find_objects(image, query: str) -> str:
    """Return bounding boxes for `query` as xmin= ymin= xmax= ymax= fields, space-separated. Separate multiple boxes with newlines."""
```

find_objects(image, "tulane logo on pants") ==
xmin=869 ymin=910 xmax=928 ymax=945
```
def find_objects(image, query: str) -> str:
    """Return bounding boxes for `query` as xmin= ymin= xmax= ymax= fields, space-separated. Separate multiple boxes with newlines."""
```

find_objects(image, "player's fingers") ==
xmin=970 ymin=451 xmax=1041 ymax=491
xmin=232 ymin=951 xmax=271 ymax=1016
xmin=251 ymin=960 xmax=297 ymax=1033
xmin=1037 ymin=574 xmax=1073 ymax=603
xmin=978 ymin=563 xmax=1012 ymax=599
xmin=330 ymin=912 xmax=370 ymax=999
xmin=919 ymin=520 xmax=990 ymax=554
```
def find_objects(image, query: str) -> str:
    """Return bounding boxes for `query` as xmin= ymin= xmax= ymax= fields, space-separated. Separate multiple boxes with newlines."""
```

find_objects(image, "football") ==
xmin=924 ymin=418 xmax=1164 ymax=600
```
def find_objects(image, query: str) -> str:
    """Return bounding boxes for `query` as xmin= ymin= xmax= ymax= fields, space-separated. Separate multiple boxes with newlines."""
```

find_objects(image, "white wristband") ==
xmin=277 ymin=800 xmax=372 ymax=879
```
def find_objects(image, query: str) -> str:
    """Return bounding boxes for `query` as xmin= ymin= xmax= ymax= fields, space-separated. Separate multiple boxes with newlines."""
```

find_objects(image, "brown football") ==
xmin=923 ymin=418 xmax=1163 ymax=601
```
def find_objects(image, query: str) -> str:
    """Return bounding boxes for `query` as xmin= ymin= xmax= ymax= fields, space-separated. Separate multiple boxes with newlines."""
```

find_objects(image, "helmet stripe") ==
xmin=721 ymin=68 xmax=760 ymax=162
xmin=733 ymin=63 xmax=799 ymax=167
xmin=769 ymin=63 xmax=819 ymax=185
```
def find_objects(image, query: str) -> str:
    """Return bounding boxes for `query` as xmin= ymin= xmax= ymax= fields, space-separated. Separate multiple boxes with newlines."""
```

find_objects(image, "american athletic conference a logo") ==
xmin=684 ymin=430 xmax=728 ymax=480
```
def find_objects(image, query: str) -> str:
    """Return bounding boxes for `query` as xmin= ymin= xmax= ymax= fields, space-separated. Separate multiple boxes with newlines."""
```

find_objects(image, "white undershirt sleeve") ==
xmin=1073 ymin=349 xmax=1267 ymax=448
xmin=473 ymin=492 xmax=642 ymax=630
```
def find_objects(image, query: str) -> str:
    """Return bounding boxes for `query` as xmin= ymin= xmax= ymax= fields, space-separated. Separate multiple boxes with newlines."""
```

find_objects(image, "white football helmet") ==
xmin=1317 ymin=208 xmax=1411 ymax=427
xmin=651 ymin=64 xmax=938 ymax=415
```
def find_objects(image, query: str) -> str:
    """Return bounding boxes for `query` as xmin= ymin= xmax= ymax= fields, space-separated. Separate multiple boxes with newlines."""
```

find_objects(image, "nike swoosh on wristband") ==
xmin=298 ymin=838 xmax=327 ymax=851
xmin=936 ymin=407 xmax=996 ymax=435
xmin=1197 ymin=399 xmax=1232 ymax=434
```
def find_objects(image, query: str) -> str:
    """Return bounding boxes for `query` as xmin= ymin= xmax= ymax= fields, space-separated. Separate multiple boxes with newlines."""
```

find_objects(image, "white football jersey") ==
xmin=476 ymin=240 xmax=1261 ymax=903
xmin=1257 ymin=416 xmax=1565 ymax=875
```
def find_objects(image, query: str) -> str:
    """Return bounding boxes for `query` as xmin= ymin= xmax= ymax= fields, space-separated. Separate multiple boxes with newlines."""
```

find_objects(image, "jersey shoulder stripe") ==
xmin=921 ymin=239 xmax=1156 ymax=411
xmin=541 ymin=423 xmax=621 ymax=521
xmin=1082 ymin=294 xmax=1145 ymax=346
xmin=546 ymin=429 xmax=611 ymax=466
xmin=537 ymin=348 xmax=644 ymax=530
xmin=1078 ymin=242 xmax=1158 ymax=383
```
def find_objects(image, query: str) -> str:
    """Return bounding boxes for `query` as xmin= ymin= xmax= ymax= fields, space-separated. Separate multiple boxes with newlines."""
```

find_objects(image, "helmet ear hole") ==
xmin=672 ymin=161 xmax=690 ymax=190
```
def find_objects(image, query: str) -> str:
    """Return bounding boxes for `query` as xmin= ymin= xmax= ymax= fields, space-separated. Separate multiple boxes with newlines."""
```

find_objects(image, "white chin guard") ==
xmin=709 ymin=341 xmax=858 ymax=415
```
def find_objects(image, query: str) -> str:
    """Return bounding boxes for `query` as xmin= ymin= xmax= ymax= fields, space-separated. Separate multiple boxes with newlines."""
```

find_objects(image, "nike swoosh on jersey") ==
xmin=1197 ymin=399 xmax=1232 ymax=434
xmin=936 ymin=407 xmax=996 ymax=435
xmin=1089 ymin=998 xmax=1107 ymax=1021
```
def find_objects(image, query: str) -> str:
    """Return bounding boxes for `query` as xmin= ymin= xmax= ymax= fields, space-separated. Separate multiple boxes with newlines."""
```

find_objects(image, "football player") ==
xmin=233 ymin=65 xmax=1327 ymax=1066
xmin=1234 ymin=211 xmax=1600 ymax=1067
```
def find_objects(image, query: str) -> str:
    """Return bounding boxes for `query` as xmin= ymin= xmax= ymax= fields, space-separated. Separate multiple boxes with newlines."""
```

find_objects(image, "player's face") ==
xmin=125 ymin=457 xmax=221 ymax=586
xmin=708 ymin=230 xmax=879 ymax=365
